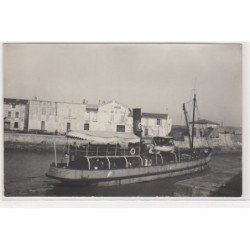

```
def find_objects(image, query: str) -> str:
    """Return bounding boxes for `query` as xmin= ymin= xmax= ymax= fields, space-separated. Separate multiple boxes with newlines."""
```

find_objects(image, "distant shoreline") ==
xmin=4 ymin=131 xmax=242 ymax=155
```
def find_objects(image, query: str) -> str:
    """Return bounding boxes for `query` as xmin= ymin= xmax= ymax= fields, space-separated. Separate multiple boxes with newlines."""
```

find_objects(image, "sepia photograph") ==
xmin=3 ymin=43 xmax=242 ymax=197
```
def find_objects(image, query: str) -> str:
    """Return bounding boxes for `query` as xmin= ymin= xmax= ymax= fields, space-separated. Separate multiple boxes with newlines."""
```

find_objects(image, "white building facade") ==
xmin=97 ymin=100 xmax=132 ymax=132
xmin=4 ymin=98 xmax=29 ymax=131
xmin=28 ymin=100 xmax=87 ymax=134
xmin=141 ymin=113 xmax=172 ymax=137
xmin=4 ymin=98 xmax=172 ymax=136
xmin=189 ymin=119 xmax=220 ymax=138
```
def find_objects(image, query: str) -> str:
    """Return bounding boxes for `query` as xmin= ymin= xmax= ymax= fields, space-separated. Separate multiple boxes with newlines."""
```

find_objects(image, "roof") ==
xmin=66 ymin=130 xmax=140 ymax=146
xmin=4 ymin=98 xmax=28 ymax=105
xmin=189 ymin=119 xmax=220 ymax=125
xmin=142 ymin=113 xmax=168 ymax=119
xmin=99 ymin=100 xmax=130 ymax=109
xmin=172 ymin=125 xmax=186 ymax=129
xmin=86 ymin=104 xmax=99 ymax=111
xmin=128 ymin=112 xmax=168 ymax=119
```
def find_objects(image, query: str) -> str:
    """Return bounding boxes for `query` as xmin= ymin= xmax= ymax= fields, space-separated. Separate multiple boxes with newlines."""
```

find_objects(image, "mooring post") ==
xmin=67 ymin=141 xmax=69 ymax=167
xmin=54 ymin=140 xmax=57 ymax=166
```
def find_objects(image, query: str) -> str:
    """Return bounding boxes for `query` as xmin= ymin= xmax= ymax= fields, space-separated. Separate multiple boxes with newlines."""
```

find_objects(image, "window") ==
xmin=67 ymin=122 xmax=71 ymax=131
xmin=4 ymin=122 xmax=11 ymax=130
xmin=117 ymin=125 xmax=125 ymax=132
xmin=15 ymin=112 xmax=19 ymax=118
xmin=14 ymin=122 xmax=19 ymax=129
xmin=84 ymin=123 xmax=89 ymax=130
xmin=41 ymin=121 xmax=45 ymax=131
xmin=144 ymin=128 xmax=148 ymax=136
xmin=7 ymin=111 xmax=11 ymax=118
xmin=42 ymin=107 xmax=46 ymax=115
xmin=156 ymin=118 xmax=161 ymax=125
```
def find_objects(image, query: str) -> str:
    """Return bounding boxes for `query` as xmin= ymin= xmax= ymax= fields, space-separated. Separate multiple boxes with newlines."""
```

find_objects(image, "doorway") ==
xmin=41 ymin=121 xmax=45 ymax=131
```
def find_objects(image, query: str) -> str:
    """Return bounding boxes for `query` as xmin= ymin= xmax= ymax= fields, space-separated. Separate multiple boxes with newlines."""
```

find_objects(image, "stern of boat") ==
xmin=46 ymin=163 xmax=83 ymax=183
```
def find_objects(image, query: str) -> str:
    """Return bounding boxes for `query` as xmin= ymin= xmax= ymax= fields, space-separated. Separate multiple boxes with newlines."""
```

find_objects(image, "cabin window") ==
xmin=117 ymin=125 xmax=125 ymax=132
xmin=84 ymin=123 xmax=89 ymax=130
xmin=14 ymin=122 xmax=19 ymax=129
xmin=15 ymin=112 xmax=19 ymax=118
xmin=7 ymin=111 xmax=11 ymax=118
xmin=156 ymin=118 xmax=161 ymax=125
xmin=41 ymin=121 xmax=45 ymax=131
xmin=67 ymin=122 xmax=71 ymax=131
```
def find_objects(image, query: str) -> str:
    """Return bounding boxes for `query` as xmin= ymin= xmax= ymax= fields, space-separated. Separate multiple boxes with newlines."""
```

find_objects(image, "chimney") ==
xmin=133 ymin=108 xmax=142 ymax=138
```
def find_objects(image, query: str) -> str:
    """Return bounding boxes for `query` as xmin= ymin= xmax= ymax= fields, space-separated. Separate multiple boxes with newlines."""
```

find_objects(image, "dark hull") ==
xmin=46 ymin=153 xmax=212 ymax=186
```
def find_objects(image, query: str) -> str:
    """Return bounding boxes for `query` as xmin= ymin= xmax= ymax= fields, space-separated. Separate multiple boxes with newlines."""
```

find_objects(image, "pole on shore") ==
xmin=54 ymin=140 xmax=57 ymax=166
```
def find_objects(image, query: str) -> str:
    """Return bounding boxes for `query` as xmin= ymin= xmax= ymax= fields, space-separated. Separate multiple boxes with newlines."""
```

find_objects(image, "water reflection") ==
xmin=5 ymin=149 xmax=211 ymax=197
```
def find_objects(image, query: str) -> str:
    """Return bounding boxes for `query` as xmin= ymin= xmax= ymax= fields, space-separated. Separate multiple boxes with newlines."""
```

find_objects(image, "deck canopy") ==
xmin=66 ymin=130 xmax=140 ymax=147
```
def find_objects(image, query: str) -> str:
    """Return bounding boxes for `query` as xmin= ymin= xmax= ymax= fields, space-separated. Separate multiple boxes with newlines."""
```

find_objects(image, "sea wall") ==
xmin=4 ymin=132 xmax=70 ymax=151
xmin=175 ymin=134 xmax=242 ymax=153
xmin=4 ymin=132 xmax=242 ymax=153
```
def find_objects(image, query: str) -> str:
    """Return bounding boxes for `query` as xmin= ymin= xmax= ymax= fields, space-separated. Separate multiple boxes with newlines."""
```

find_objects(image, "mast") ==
xmin=183 ymin=103 xmax=192 ymax=148
xmin=191 ymin=94 xmax=196 ymax=153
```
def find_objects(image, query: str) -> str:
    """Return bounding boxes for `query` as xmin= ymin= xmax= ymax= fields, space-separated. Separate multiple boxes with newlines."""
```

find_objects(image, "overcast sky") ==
xmin=4 ymin=43 xmax=242 ymax=126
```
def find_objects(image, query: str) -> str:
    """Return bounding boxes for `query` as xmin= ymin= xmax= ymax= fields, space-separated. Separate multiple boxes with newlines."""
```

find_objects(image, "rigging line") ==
xmin=194 ymin=99 xmax=210 ymax=147
xmin=180 ymin=110 xmax=183 ymax=126
xmin=195 ymin=101 xmax=201 ymax=120
xmin=183 ymin=100 xmax=193 ymax=105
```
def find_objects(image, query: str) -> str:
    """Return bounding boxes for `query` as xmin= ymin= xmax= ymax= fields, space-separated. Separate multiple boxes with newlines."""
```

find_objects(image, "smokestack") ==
xmin=133 ymin=108 xmax=142 ymax=138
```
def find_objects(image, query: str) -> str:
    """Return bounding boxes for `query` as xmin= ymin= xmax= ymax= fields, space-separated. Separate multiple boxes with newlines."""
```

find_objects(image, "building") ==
xmin=28 ymin=99 xmax=57 ymax=133
xmin=83 ymin=103 xmax=99 ymax=131
xmin=127 ymin=111 xmax=172 ymax=137
xmin=28 ymin=99 xmax=87 ymax=134
xmin=169 ymin=125 xmax=187 ymax=140
xmin=97 ymin=100 xmax=132 ymax=132
xmin=189 ymin=119 xmax=220 ymax=138
xmin=56 ymin=102 xmax=86 ymax=133
xmin=4 ymin=97 xmax=173 ymax=136
xmin=4 ymin=98 xmax=29 ymax=131
xmin=140 ymin=113 xmax=172 ymax=137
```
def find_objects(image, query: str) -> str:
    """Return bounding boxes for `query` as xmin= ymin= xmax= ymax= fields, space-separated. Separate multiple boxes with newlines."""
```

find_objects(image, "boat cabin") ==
xmin=55 ymin=130 xmax=143 ymax=171
xmin=142 ymin=136 xmax=175 ymax=154
xmin=51 ymin=131 xmax=210 ymax=171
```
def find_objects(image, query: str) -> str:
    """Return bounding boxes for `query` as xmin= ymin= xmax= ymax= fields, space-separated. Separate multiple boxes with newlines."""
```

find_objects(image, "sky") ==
xmin=3 ymin=43 xmax=242 ymax=126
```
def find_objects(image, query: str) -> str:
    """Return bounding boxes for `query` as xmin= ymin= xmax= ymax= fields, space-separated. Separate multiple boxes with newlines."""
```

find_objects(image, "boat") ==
xmin=46 ymin=94 xmax=212 ymax=186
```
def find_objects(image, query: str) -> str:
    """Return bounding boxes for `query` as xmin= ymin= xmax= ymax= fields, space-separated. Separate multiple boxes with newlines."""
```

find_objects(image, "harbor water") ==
xmin=4 ymin=149 xmax=242 ymax=197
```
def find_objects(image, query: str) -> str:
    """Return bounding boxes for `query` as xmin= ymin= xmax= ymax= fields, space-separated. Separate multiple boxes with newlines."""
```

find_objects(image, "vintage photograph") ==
xmin=3 ymin=43 xmax=242 ymax=197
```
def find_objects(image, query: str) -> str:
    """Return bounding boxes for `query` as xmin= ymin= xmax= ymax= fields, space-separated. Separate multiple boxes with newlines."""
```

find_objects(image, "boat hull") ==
xmin=46 ymin=153 xmax=212 ymax=186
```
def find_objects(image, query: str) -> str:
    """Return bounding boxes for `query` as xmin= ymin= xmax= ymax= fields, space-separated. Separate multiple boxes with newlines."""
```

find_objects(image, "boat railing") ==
xmin=67 ymin=144 xmax=141 ymax=157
